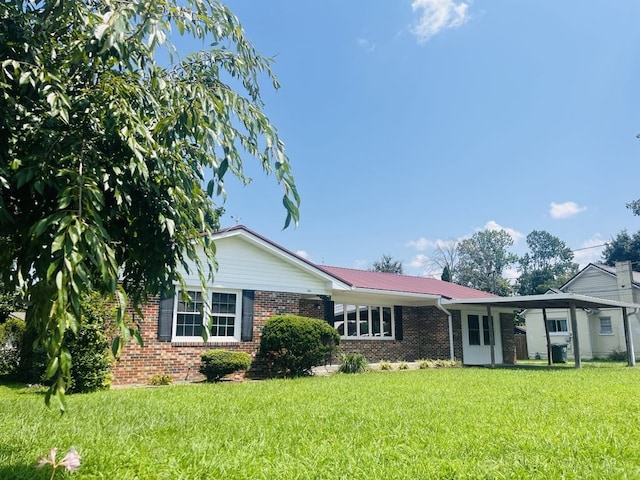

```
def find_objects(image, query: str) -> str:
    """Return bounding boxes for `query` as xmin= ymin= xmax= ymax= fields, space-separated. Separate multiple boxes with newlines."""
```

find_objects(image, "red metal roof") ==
xmin=320 ymin=266 xmax=496 ymax=300
xmin=214 ymin=226 xmax=496 ymax=300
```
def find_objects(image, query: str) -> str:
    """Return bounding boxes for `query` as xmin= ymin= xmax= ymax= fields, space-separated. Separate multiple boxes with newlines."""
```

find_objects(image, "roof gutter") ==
xmin=436 ymin=299 xmax=455 ymax=361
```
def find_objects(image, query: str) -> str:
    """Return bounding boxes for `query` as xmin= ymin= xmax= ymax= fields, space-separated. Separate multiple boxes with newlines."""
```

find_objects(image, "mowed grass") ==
xmin=2 ymin=366 xmax=640 ymax=479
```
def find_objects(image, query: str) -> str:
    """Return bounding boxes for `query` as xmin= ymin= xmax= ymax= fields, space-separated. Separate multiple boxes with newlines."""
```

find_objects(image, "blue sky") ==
xmin=201 ymin=1 xmax=640 ymax=278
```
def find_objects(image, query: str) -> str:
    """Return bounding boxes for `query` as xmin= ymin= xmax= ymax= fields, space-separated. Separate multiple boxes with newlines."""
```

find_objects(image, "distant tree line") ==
xmin=372 ymin=204 xmax=640 ymax=295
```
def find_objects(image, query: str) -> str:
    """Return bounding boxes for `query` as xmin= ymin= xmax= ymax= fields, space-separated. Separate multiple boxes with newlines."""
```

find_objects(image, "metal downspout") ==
xmin=436 ymin=300 xmax=455 ymax=361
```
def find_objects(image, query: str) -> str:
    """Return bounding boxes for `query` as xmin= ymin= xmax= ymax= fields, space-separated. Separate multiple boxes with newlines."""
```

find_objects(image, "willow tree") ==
xmin=0 ymin=0 xmax=299 ymax=408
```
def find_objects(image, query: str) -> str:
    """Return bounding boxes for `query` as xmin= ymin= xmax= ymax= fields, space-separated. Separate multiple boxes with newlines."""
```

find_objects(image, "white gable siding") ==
xmin=177 ymin=236 xmax=332 ymax=295
xmin=562 ymin=267 xmax=620 ymax=300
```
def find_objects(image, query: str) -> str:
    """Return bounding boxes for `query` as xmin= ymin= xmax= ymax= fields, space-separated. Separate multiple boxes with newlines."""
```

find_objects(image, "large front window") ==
xmin=332 ymin=304 xmax=394 ymax=339
xmin=174 ymin=290 xmax=240 ymax=341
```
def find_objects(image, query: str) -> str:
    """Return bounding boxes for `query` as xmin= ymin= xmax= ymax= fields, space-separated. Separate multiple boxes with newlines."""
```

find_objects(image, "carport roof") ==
xmin=442 ymin=292 xmax=640 ymax=310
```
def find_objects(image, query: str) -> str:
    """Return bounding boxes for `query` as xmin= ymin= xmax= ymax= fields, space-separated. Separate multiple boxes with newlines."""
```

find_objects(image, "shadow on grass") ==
xmin=0 ymin=380 xmax=47 ymax=395
xmin=495 ymin=359 xmax=632 ymax=371
xmin=0 ymin=463 xmax=49 ymax=480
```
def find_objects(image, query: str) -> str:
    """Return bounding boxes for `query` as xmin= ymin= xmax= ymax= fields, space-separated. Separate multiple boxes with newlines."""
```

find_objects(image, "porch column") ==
xmin=616 ymin=262 xmax=636 ymax=367
xmin=569 ymin=301 xmax=581 ymax=368
xmin=622 ymin=308 xmax=636 ymax=367
xmin=486 ymin=305 xmax=495 ymax=367
xmin=542 ymin=308 xmax=553 ymax=366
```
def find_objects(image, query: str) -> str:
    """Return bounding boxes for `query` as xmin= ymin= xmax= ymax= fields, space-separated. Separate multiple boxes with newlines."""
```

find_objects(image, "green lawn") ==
xmin=2 ymin=366 xmax=640 ymax=479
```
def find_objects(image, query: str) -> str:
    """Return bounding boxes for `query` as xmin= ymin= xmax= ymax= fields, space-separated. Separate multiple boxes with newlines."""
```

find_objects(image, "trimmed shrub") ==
xmin=418 ymin=358 xmax=462 ymax=369
xmin=0 ymin=316 xmax=26 ymax=376
xmin=149 ymin=374 xmax=173 ymax=386
xmin=65 ymin=294 xmax=114 ymax=393
xmin=339 ymin=352 xmax=368 ymax=374
xmin=18 ymin=293 xmax=114 ymax=393
xmin=379 ymin=361 xmax=393 ymax=371
xmin=259 ymin=314 xmax=340 ymax=377
xmin=200 ymin=350 xmax=251 ymax=382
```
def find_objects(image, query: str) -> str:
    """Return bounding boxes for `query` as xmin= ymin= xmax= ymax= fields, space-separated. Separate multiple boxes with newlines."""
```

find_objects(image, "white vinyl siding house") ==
xmin=524 ymin=264 xmax=640 ymax=360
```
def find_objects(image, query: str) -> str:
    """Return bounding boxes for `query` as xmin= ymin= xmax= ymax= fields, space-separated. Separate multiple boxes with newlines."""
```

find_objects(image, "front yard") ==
xmin=1 ymin=365 xmax=639 ymax=479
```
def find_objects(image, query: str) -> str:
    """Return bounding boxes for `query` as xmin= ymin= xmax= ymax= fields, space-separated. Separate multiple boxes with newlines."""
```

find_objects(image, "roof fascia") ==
xmin=331 ymin=287 xmax=441 ymax=306
xmin=441 ymin=293 xmax=640 ymax=309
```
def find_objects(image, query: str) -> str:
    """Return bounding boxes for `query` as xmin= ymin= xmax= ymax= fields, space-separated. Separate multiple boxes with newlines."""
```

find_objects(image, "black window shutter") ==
xmin=158 ymin=293 xmax=175 ymax=341
xmin=394 ymin=306 xmax=403 ymax=341
xmin=241 ymin=290 xmax=255 ymax=341
xmin=323 ymin=298 xmax=335 ymax=326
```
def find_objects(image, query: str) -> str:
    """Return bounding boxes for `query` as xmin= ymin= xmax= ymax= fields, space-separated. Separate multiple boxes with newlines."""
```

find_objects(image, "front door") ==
xmin=462 ymin=313 xmax=503 ymax=365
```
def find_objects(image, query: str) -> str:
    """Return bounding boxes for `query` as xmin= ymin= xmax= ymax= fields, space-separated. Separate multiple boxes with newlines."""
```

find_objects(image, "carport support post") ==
xmin=542 ymin=308 xmax=553 ymax=366
xmin=486 ymin=305 xmax=495 ymax=368
xmin=569 ymin=302 xmax=581 ymax=368
xmin=622 ymin=308 xmax=636 ymax=367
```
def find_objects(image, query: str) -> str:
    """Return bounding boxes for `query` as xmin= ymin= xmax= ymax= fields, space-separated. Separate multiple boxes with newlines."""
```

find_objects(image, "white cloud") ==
xmin=295 ymin=250 xmax=309 ymax=260
xmin=483 ymin=220 xmax=525 ymax=243
xmin=356 ymin=37 xmax=376 ymax=52
xmin=573 ymin=234 xmax=606 ymax=268
xmin=411 ymin=0 xmax=471 ymax=43
xmin=406 ymin=237 xmax=433 ymax=251
xmin=550 ymin=201 xmax=586 ymax=219
xmin=409 ymin=253 xmax=429 ymax=269
xmin=406 ymin=236 xmax=461 ymax=252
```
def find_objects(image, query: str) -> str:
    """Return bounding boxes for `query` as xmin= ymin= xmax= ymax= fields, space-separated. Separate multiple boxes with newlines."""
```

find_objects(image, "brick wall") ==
xmin=450 ymin=309 xmax=463 ymax=360
xmin=112 ymin=296 xmax=505 ymax=384
xmin=338 ymin=306 xmax=454 ymax=363
xmin=500 ymin=312 xmax=516 ymax=364
xmin=112 ymin=290 xmax=304 ymax=385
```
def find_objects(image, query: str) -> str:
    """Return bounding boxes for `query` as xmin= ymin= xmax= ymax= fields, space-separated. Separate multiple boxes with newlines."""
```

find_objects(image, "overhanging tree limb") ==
xmin=0 ymin=0 xmax=299 ymax=410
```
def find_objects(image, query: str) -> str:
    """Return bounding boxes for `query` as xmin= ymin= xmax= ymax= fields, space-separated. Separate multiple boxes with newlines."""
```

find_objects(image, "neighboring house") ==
xmin=113 ymin=226 xmax=520 ymax=385
xmin=524 ymin=263 xmax=640 ymax=360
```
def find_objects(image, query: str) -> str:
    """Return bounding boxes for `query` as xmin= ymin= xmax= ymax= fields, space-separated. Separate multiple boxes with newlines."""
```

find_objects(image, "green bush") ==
xmin=149 ymin=374 xmax=173 ymax=386
xmin=608 ymin=348 xmax=628 ymax=362
xmin=0 ymin=316 xmax=26 ymax=376
xmin=65 ymin=294 xmax=114 ymax=393
xmin=259 ymin=315 xmax=340 ymax=377
xmin=379 ymin=361 xmax=393 ymax=371
xmin=200 ymin=350 xmax=251 ymax=382
xmin=339 ymin=353 xmax=368 ymax=374
xmin=418 ymin=358 xmax=461 ymax=369
xmin=18 ymin=293 xmax=114 ymax=393
xmin=398 ymin=361 xmax=409 ymax=370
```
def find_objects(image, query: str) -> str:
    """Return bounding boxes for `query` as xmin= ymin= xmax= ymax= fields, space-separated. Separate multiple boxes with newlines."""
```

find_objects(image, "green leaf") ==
xmin=52 ymin=234 xmax=65 ymax=253
xmin=45 ymin=356 xmax=59 ymax=379
xmin=111 ymin=337 xmax=121 ymax=358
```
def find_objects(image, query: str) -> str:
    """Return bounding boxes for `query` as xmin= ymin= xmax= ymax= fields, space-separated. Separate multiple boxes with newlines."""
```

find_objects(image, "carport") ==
xmin=442 ymin=293 xmax=640 ymax=368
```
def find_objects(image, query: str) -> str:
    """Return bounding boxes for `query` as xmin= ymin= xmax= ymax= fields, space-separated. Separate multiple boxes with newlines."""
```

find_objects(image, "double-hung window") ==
xmin=332 ymin=304 xmax=395 ymax=339
xmin=174 ymin=289 xmax=241 ymax=341
xmin=546 ymin=318 xmax=568 ymax=333
xmin=599 ymin=316 xmax=613 ymax=335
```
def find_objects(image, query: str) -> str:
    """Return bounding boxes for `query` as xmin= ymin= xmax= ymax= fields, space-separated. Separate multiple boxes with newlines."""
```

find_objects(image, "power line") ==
xmin=571 ymin=243 xmax=607 ymax=252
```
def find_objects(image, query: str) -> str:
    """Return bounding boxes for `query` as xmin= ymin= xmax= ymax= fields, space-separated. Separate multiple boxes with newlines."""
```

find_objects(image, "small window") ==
xmin=468 ymin=315 xmax=480 ymax=345
xmin=546 ymin=318 xmax=568 ymax=333
xmin=599 ymin=317 xmax=613 ymax=335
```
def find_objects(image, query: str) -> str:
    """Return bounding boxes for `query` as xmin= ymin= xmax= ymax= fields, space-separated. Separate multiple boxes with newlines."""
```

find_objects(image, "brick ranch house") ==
xmin=113 ymin=225 xmax=518 ymax=385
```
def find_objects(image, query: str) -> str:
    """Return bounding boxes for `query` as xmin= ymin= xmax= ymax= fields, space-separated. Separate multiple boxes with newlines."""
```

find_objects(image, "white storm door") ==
xmin=462 ymin=314 xmax=503 ymax=365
